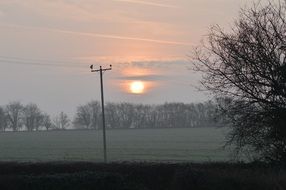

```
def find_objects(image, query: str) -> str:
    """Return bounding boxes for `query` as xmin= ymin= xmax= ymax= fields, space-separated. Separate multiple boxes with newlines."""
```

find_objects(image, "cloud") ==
xmin=1 ymin=23 xmax=193 ymax=46
xmin=113 ymin=0 xmax=178 ymax=8
xmin=113 ymin=59 xmax=190 ymax=81
xmin=116 ymin=74 xmax=167 ymax=81
xmin=29 ymin=0 xmax=109 ymax=22
xmin=0 ymin=0 xmax=186 ymax=50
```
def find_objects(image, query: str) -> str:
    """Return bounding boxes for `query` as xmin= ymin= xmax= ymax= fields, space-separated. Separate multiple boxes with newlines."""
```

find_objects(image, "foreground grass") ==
xmin=0 ymin=162 xmax=284 ymax=190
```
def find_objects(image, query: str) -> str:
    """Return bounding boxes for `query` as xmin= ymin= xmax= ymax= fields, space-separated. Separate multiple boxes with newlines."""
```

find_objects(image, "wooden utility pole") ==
xmin=90 ymin=64 xmax=112 ymax=163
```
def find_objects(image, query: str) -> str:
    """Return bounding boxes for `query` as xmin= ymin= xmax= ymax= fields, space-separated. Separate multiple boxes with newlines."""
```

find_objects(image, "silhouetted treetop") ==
xmin=194 ymin=1 xmax=286 ymax=163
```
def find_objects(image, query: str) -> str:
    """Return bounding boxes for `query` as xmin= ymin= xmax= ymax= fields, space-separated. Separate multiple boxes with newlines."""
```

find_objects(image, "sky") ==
xmin=0 ymin=0 xmax=261 ymax=116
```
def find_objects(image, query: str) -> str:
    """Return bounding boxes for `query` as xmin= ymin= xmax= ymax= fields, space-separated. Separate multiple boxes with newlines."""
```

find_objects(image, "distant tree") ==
xmin=194 ymin=1 xmax=286 ymax=162
xmin=75 ymin=101 xmax=217 ymax=129
xmin=105 ymin=103 xmax=120 ymax=129
xmin=88 ymin=101 xmax=101 ymax=129
xmin=73 ymin=105 xmax=92 ymax=129
xmin=73 ymin=101 xmax=101 ymax=129
xmin=42 ymin=113 xmax=52 ymax=131
xmin=131 ymin=104 xmax=156 ymax=128
xmin=23 ymin=103 xmax=43 ymax=131
xmin=53 ymin=112 xmax=70 ymax=130
xmin=73 ymin=100 xmax=217 ymax=130
xmin=5 ymin=101 xmax=24 ymax=132
xmin=0 ymin=106 xmax=8 ymax=132
xmin=116 ymin=103 xmax=134 ymax=128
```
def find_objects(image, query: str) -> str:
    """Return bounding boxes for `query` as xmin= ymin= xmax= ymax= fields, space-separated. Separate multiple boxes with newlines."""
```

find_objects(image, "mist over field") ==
xmin=0 ymin=0 xmax=285 ymax=189
xmin=0 ymin=127 xmax=231 ymax=162
xmin=0 ymin=100 xmax=231 ymax=162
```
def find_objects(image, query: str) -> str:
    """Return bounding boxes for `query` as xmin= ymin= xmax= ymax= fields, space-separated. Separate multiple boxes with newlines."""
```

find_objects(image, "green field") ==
xmin=0 ymin=127 xmax=233 ymax=162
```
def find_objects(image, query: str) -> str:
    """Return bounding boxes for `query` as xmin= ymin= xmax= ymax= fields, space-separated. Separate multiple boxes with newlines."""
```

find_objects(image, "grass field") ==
xmin=0 ymin=127 xmax=233 ymax=162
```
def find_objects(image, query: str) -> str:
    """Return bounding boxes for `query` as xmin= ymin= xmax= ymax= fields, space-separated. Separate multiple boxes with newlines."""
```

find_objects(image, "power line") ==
xmin=0 ymin=59 xmax=81 ymax=68
xmin=0 ymin=55 xmax=82 ymax=64
xmin=0 ymin=55 xmax=88 ymax=68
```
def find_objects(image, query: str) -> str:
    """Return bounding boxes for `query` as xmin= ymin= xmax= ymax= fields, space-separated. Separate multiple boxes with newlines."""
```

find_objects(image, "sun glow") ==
xmin=130 ymin=81 xmax=145 ymax=94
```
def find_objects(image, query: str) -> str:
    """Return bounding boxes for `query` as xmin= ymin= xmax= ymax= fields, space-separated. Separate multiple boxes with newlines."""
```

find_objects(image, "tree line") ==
xmin=0 ymin=101 xmax=219 ymax=132
xmin=73 ymin=101 xmax=218 ymax=129
xmin=0 ymin=102 xmax=69 ymax=132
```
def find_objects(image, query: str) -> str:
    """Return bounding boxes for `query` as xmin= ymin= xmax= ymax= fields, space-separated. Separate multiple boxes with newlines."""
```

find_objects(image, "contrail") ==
xmin=1 ymin=24 xmax=192 ymax=46
xmin=113 ymin=0 xmax=178 ymax=8
xmin=53 ymin=28 xmax=191 ymax=46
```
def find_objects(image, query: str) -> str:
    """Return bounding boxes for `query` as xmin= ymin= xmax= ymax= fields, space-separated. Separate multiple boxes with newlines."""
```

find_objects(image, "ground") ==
xmin=0 ymin=162 xmax=284 ymax=190
xmin=0 ymin=127 xmax=231 ymax=162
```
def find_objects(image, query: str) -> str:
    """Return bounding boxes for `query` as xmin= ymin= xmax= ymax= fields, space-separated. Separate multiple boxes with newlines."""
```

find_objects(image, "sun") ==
xmin=130 ymin=81 xmax=145 ymax=94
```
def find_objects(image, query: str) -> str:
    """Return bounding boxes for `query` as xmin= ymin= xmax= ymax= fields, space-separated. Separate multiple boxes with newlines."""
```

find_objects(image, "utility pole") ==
xmin=90 ymin=64 xmax=112 ymax=163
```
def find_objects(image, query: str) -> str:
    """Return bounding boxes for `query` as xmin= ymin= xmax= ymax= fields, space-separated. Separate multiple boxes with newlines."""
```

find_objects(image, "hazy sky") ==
xmin=0 ymin=0 xmax=260 ymax=116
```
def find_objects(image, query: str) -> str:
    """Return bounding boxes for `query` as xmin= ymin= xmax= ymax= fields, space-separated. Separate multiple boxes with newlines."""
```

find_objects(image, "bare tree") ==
xmin=0 ymin=106 xmax=8 ymax=132
xmin=5 ymin=101 xmax=24 ymax=132
xmin=23 ymin=103 xmax=43 ymax=131
xmin=194 ymin=1 xmax=286 ymax=162
xmin=74 ymin=101 xmax=217 ymax=130
xmin=53 ymin=112 xmax=70 ymax=130
xmin=105 ymin=103 xmax=120 ymax=129
xmin=88 ymin=101 xmax=101 ymax=129
xmin=73 ymin=101 xmax=101 ymax=129
xmin=73 ymin=105 xmax=91 ymax=129
xmin=42 ymin=113 xmax=52 ymax=131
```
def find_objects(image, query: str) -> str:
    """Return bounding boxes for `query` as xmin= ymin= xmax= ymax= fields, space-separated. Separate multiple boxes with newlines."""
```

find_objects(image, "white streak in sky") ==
xmin=113 ymin=0 xmax=178 ymax=8
xmin=1 ymin=24 xmax=192 ymax=46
